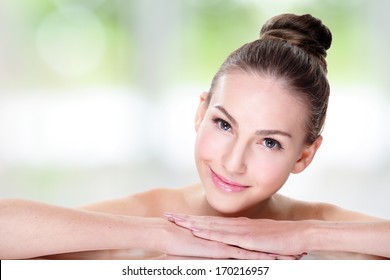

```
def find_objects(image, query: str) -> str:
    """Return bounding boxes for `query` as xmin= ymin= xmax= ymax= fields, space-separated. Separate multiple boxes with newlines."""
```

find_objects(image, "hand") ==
xmin=165 ymin=213 xmax=310 ymax=259
xmin=148 ymin=217 xmax=287 ymax=259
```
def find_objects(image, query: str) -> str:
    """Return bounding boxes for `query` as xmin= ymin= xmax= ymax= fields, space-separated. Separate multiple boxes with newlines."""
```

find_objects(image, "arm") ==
xmin=0 ymin=199 xmax=159 ymax=259
xmin=166 ymin=213 xmax=390 ymax=259
xmin=0 ymin=199 xmax=280 ymax=260
xmin=307 ymin=220 xmax=390 ymax=258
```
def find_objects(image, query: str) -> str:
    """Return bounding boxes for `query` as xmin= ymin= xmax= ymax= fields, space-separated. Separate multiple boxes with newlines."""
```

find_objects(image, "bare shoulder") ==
xmin=80 ymin=186 xmax=189 ymax=217
xmin=281 ymin=195 xmax=382 ymax=221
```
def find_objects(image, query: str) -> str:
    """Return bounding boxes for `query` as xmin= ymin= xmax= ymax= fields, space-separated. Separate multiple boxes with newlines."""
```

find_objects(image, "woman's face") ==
xmin=194 ymin=72 xmax=321 ymax=215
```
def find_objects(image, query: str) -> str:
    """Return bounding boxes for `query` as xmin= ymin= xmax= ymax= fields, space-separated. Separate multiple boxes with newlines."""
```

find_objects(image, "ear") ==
xmin=195 ymin=91 xmax=209 ymax=131
xmin=291 ymin=136 xmax=323 ymax=174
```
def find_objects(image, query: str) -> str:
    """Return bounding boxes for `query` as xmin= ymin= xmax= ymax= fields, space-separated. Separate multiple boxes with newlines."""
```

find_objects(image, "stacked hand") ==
xmin=165 ymin=213 xmax=308 ymax=260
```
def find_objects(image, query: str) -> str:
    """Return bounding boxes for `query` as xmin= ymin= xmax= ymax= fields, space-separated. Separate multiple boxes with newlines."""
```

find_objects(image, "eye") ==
xmin=213 ymin=118 xmax=231 ymax=131
xmin=263 ymin=138 xmax=282 ymax=150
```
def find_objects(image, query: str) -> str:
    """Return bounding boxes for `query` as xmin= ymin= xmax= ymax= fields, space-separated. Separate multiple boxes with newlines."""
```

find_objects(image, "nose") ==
xmin=222 ymin=140 xmax=247 ymax=174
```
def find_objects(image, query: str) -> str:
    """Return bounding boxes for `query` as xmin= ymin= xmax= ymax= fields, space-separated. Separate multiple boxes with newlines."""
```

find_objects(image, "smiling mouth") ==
xmin=210 ymin=169 xmax=250 ymax=193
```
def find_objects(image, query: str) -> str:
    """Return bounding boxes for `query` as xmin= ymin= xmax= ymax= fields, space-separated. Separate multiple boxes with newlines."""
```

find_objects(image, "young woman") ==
xmin=0 ymin=13 xmax=389 ymax=260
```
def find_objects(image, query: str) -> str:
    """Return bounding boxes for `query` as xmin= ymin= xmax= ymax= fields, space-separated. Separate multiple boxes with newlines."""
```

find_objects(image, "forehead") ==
xmin=210 ymin=72 xmax=308 ymax=138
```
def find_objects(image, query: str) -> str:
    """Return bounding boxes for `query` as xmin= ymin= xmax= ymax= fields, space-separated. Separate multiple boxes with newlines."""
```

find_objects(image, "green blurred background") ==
xmin=0 ymin=0 xmax=389 ymax=218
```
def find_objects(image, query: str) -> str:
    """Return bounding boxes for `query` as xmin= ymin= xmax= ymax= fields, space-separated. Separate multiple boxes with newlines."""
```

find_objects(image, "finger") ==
xmin=191 ymin=227 xmax=260 ymax=253
xmin=166 ymin=212 xmax=250 ymax=226
xmin=205 ymin=243 xmax=277 ymax=260
xmin=164 ymin=213 xmax=214 ymax=230
xmin=165 ymin=213 xmax=216 ymax=226
xmin=191 ymin=238 xmax=285 ymax=260
xmin=267 ymin=252 xmax=305 ymax=260
xmin=165 ymin=213 xmax=248 ymax=232
xmin=193 ymin=229 xmax=306 ymax=260
xmin=274 ymin=255 xmax=301 ymax=260
xmin=226 ymin=248 xmax=277 ymax=260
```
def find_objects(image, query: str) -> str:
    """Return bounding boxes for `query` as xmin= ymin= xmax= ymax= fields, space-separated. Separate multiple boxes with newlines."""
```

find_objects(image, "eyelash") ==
xmin=263 ymin=138 xmax=283 ymax=150
xmin=213 ymin=117 xmax=231 ymax=132
xmin=212 ymin=117 xmax=284 ymax=150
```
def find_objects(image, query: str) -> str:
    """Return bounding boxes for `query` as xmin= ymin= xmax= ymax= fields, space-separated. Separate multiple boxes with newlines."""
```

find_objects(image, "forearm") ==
xmin=306 ymin=221 xmax=390 ymax=258
xmin=0 ymin=199 xmax=163 ymax=259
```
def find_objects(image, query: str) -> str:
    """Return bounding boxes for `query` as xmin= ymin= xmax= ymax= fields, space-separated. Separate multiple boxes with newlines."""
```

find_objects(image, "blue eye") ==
xmin=213 ymin=118 xmax=231 ymax=131
xmin=263 ymin=138 xmax=282 ymax=150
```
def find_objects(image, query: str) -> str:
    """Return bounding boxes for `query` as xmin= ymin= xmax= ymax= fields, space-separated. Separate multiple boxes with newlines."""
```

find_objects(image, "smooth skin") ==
xmin=0 ymin=198 xmax=280 ymax=260
xmin=165 ymin=214 xmax=389 ymax=259
xmin=1 ymin=72 xmax=388 ymax=259
xmin=72 ymin=72 xmax=390 ymax=259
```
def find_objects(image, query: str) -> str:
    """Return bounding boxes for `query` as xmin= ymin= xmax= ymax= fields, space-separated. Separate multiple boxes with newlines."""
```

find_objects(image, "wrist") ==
xmin=302 ymin=220 xmax=332 ymax=252
xmin=125 ymin=217 xmax=170 ymax=253
xmin=304 ymin=220 xmax=354 ymax=253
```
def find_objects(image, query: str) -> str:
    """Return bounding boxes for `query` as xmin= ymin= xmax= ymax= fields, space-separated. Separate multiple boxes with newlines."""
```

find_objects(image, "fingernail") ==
xmin=166 ymin=216 xmax=175 ymax=222
xmin=164 ymin=213 xmax=185 ymax=222
xmin=267 ymin=253 xmax=278 ymax=260
xmin=190 ymin=227 xmax=200 ymax=232
xmin=164 ymin=212 xmax=182 ymax=217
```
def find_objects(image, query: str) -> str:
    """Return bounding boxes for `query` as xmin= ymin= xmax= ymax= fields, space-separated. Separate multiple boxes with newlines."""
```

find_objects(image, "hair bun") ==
xmin=260 ymin=14 xmax=332 ymax=71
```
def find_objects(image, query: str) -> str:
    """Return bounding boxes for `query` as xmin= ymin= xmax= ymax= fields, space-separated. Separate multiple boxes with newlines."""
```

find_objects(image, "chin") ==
xmin=205 ymin=196 xmax=249 ymax=217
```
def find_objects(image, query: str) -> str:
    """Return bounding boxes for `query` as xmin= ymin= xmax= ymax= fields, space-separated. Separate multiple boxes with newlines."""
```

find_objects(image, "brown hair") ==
xmin=207 ymin=13 xmax=332 ymax=145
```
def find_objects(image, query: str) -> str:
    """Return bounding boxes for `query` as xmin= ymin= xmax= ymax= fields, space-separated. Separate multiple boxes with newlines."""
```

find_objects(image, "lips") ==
xmin=210 ymin=169 xmax=250 ymax=193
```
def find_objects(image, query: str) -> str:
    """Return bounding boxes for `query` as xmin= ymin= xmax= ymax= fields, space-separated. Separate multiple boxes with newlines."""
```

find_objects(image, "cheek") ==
xmin=195 ymin=123 xmax=230 ymax=163
xmin=195 ymin=127 xmax=218 ymax=161
xmin=248 ymin=155 xmax=294 ymax=187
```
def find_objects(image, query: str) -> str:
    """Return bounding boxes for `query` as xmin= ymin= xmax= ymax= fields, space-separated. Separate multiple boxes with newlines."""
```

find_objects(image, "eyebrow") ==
xmin=215 ymin=105 xmax=237 ymax=127
xmin=214 ymin=105 xmax=292 ymax=138
xmin=255 ymin=129 xmax=292 ymax=138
